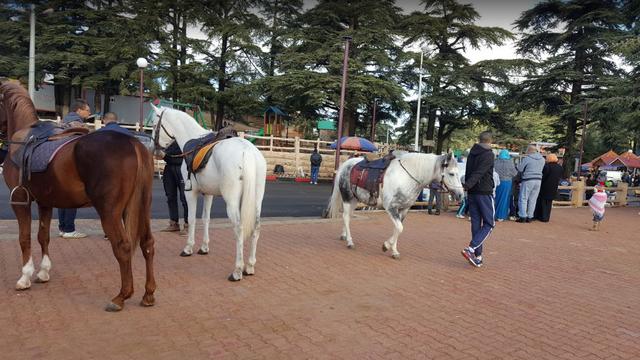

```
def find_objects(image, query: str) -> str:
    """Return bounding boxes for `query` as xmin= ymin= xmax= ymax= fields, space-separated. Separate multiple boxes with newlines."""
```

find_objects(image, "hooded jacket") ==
xmin=464 ymin=143 xmax=495 ymax=195
xmin=516 ymin=152 xmax=545 ymax=181
xmin=310 ymin=151 xmax=322 ymax=166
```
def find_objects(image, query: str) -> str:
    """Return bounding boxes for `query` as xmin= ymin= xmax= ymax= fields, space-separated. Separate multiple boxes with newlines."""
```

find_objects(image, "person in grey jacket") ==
xmin=515 ymin=145 xmax=546 ymax=222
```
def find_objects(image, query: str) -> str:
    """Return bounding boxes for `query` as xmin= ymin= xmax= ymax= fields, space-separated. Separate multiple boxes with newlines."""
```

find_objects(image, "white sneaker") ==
xmin=58 ymin=231 xmax=64 ymax=237
xmin=455 ymin=214 xmax=465 ymax=219
xmin=62 ymin=231 xmax=87 ymax=239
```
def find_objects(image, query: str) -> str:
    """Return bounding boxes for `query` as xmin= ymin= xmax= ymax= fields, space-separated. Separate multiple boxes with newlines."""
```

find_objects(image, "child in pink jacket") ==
xmin=588 ymin=185 xmax=607 ymax=231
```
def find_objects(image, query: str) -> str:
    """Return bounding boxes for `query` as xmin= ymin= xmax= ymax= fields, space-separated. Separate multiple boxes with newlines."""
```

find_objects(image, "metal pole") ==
xmin=414 ymin=51 xmax=423 ymax=152
xmin=577 ymin=102 xmax=588 ymax=180
xmin=139 ymin=68 xmax=144 ymax=130
xmin=334 ymin=36 xmax=351 ymax=171
xmin=371 ymin=100 xmax=377 ymax=142
xmin=28 ymin=4 xmax=36 ymax=100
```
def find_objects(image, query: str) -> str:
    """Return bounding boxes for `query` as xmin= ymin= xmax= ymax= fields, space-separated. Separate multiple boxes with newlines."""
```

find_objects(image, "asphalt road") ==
xmin=0 ymin=177 xmax=334 ymax=219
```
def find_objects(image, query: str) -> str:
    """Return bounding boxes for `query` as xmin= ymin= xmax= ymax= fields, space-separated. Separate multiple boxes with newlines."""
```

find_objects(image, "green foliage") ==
xmin=395 ymin=0 xmax=514 ymax=153
xmin=512 ymin=0 xmax=629 ymax=173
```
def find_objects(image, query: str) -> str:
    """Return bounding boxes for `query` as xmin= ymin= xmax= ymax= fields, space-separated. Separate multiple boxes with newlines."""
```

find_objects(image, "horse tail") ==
xmin=124 ymin=141 xmax=153 ymax=252
xmin=327 ymin=163 xmax=346 ymax=219
xmin=240 ymin=149 xmax=258 ymax=242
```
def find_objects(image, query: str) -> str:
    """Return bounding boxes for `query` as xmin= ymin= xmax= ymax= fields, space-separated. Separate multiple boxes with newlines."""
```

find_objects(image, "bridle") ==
xmin=152 ymin=110 xmax=174 ymax=151
xmin=439 ymin=154 xmax=464 ymax=193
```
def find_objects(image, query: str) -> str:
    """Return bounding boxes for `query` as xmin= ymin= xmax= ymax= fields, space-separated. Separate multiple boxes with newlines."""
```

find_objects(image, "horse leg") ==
xmin=198 ymin=195 xmax=214 ymax=255
xmin=139 ymin=224 xmax=156 ymax=307
xmin=180 ymin=189 xmax=199 ymax=257
xmin=35 ymin=205 xmax=53 ymax=283
xmin=383 ymin=207 xmax=407 ymax=259
xmin=243 ymin=220 xmax=260 ymax=276
xmin=342 ymin=200 xmax=356 ymax=249
xmin=14 ymin=205 xmax=34 ymax=290
xmin=226 ymin=199 xmax=245 ymax=281
xmin=101 ymin=213 xmax=134 ymax=312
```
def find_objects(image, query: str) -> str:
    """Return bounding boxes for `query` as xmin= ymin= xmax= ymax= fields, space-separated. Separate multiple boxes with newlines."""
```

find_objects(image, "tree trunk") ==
xmin=170 ymin=9 xmax=180 ymax=101
xmin=435 ymin=121 xmax=446 ymax=154
xmin=563 ymin=49 xmax=585 ymax=177
xmin=215 ymin=34 xmax=229 ymax=131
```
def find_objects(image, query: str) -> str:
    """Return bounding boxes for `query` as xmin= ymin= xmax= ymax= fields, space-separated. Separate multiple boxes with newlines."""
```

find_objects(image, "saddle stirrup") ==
xmin=10 ymin=186 xmax=31 ymax=206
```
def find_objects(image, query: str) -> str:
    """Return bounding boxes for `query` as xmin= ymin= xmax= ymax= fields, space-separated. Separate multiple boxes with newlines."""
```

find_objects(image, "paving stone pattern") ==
xmin=0 ymin=208 xmax=639 ymax=359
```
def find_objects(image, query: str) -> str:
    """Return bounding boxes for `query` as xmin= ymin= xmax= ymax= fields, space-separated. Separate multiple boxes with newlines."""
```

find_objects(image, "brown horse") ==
xmin=0 ymin=82 xmax=156 ymax=312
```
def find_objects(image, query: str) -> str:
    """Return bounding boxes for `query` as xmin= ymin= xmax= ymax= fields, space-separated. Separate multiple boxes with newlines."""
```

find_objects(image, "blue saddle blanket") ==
xmin=25 ymin=136 xmax=80 ymax=173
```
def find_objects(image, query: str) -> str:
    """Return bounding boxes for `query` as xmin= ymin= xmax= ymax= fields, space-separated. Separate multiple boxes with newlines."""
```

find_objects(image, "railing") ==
xmin=554 ymin=180 xmax=638 ymax=207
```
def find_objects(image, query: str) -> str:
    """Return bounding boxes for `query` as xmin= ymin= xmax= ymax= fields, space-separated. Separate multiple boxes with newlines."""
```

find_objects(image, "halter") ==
xmin=439 ymin=154 xmax=464 ymax=192
xmin=152 ymin=110 xmax=174 ymax=151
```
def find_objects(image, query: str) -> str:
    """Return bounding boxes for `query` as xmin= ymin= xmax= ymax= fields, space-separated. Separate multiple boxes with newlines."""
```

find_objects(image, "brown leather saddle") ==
xmin=183 ymin=127 xmax=238 ymax=176
xmin=349 ymin=154 xmax=396 ymax=205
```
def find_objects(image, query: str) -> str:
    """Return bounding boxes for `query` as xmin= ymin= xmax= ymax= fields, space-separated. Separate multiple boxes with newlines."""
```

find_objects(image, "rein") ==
xmin=152 ymin=110 xmax=174 ymax=151
xmin=398 ymin=160 xmax=421 ymax=185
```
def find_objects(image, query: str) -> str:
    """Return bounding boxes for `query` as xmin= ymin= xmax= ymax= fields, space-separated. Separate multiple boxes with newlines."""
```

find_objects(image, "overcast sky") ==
xmin=188 ymin=0 xmax=541 ymax=63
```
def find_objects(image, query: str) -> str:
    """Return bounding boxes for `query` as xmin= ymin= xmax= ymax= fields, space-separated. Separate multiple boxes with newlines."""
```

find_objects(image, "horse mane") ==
xmin=397 ymin=152 xmax=441 ymax=183
xmin=0 ymin=82 xmax=39 ymax=133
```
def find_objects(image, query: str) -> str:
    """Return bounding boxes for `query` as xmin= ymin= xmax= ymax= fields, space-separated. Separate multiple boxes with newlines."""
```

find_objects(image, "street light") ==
xmin=136 ymin=57 xmax=148 ymax=130
xmin=434 ymin=109 xmax=441 ymax=153
xmin=414 ymin=50 xmax=424 ymax=152
xmin=334 ymin=36 xmax=352 ymax=171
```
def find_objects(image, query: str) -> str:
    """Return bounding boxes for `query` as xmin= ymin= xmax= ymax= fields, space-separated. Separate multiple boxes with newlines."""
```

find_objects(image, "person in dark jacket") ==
xmin=96 ymin=112 xmax=131 ymax=136
xmin=461 ymin=131 xmax=495 ymax=268
xmin=534 ymin=154 xmax=564 ymax=222
xmin=427 ymin=180 xmax=442 ymax=215
xmin=310 ymin=147 xmax=322 ymax=185
xmin=161 ymin=141 xmax=188 ymax=234
xmin=58 ymin=99 xmax=90 ymax=239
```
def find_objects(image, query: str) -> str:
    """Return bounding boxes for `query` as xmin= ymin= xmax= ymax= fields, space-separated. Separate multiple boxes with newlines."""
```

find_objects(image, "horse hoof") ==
xmin=140 ymin=296 xmax=155 ymax=307
xmin=15 ymin=279 xmax=31 ymax=291
xmin=382 ymin=244 xmax=388 ymax=252
xmin=34 ymin=277 xmax=49 ymax=284
xmin=105 ymin=302 xmax=123 ymax=312
xmin=179 ymin=251 xmax=192 ymax=257
xmin=347 ymin=244 xmax=354 ymax=249
xmin=339 ymin=235 xmax=346 ymax=241
xmin=197 ymin=249 xmax=208 ymax=255
xmin=242 ymin=270 xmax=255 ymax=276
xmin=392 ymin=254 xmax=400 ymax=260
xmin=227 ymin=273 xmax=242 ymax=282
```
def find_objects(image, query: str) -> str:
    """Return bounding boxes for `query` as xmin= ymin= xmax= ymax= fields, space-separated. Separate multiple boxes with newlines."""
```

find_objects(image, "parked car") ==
xmin=556 ymin=179 xmax=571 ymax=201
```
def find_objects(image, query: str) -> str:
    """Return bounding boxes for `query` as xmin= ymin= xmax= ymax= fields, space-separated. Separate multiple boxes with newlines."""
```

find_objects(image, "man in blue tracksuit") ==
xmin=461 ymin=131 xmax=495 ymax=268
xmin=97 ymin=112 xmax=132 ymax=136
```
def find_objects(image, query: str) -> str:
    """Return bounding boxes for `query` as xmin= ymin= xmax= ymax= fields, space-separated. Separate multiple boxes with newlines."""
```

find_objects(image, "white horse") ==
xmin=327 ymin=152 xmax=464 ymax=259
xmin=150 ymin=106 xmax=267 ymax=281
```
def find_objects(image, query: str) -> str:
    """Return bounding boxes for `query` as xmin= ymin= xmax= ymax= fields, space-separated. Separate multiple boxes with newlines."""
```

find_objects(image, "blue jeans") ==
xmin=468 ymin=194 xmax=495 ymax=257
xmin=457 ymin=196 xmax=468 ymax=216
xmin=518 ymin=180 xmax=541 ymax=219
xmin=310 ymin=165 xmax=320 ymax=183
xmin=58 ymin=208 xmax=77 ymax=233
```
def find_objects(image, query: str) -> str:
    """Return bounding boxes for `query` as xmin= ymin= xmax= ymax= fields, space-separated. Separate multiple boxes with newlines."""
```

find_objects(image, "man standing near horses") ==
xmin=461 ymin=131 xmax=495 ymax=268
xmin=310 ymin=147 xmax=322 ymax=185
xmin=161 ymin=141 xmax=188 ymax=235
xmin=58 ymin=99 xmax=90 ymax=239
xmin=97 ymin=112 xmax=131 ymax=136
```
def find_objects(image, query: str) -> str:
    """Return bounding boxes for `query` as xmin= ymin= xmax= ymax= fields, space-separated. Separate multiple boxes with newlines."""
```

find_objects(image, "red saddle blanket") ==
xmin=349 ymin=155 xmax=395 ymax=205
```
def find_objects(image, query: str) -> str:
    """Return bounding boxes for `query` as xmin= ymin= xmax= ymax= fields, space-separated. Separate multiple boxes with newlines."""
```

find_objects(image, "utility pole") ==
xmin=414 ymin=51 xmax=424 ymax=152
xmin=371 ymin=100 xmax=377 ymax=142
xmin=334 ymin=36 xmax=352 ymax=170
xmin=577 ymin=102 xmax=588 ymax=180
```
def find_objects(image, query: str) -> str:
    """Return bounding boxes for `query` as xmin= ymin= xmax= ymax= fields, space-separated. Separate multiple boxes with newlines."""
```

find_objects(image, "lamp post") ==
xmin=136 ymin=57 xmax=148 ymax=130
xmin=434 ymin=109 xmax=441 ymax=153
xmin=371 ymin=99 xmax=377 ymax=142
xmin=28 ymin=4 xmax=35 ymax=100
xmin=414 ymin=50 xmax=424 ymax=152
xmin=334 ymin=36 xmax=352 ymax=171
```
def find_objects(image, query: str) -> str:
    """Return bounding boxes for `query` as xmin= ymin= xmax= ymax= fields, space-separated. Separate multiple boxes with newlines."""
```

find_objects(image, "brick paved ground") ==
xmin=1 ymin=208 xmax=639 ymax=359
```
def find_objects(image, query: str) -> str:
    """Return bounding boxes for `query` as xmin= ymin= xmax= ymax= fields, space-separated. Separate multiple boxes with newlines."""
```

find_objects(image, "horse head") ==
xmin=150 ymin=104 xmax=175 ymax=157
xmin=440 ymin=152 xmax=464 ymax=201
